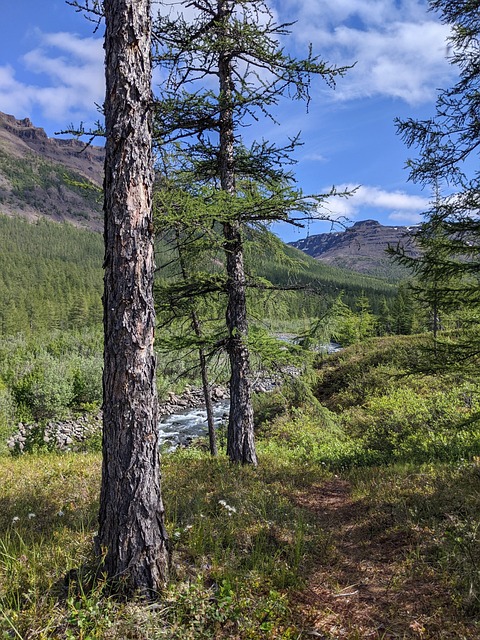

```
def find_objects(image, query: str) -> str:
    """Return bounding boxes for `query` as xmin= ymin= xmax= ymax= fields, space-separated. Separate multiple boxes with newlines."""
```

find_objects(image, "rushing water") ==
xmin=158 ymin=400 xmax=229 ymax=451
xmin=158 ymin=341 xmax=342 ymax=450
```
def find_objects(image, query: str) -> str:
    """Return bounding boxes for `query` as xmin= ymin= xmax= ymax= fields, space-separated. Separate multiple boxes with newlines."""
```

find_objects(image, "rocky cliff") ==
xmin=0 ymin=111 xmax=104 ymax=230
xmin=289 ymin=220 xmax=419 ymax=278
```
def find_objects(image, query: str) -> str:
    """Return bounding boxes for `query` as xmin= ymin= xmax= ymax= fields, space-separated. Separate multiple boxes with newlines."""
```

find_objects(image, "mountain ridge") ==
xmin=289 ymin=219 xmax=419 ymax=278
xmin=0 ymin=111 xmax=104 ymax=230
xmin=0 ymin=110 xmax=414 ymax=280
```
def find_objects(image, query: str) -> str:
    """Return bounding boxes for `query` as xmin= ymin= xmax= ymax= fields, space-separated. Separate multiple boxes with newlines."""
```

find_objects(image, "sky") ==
xmin=0 ymin=0 xmax=457 ymax=242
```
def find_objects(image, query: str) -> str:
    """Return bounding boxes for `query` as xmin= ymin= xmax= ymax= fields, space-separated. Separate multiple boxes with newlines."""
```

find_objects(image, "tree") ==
xmin=154 ymin=179 xmax=223 ymax=457
xmin=96 ymin=0 xmax=169 ymax=594
xmin=396 ymin=0 xmax=480 ymax=362
xmin=389 ymin=207 xmax=460 ymax=344
xmin=153 ymin=0 xmax=349 ymax=464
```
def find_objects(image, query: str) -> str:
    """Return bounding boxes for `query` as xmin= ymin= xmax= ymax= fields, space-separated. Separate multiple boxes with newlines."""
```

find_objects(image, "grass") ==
xmin=1 ymin=334 xmax=480 ymax=638
xmin=0 ymin=450 xmax=329 ymax=639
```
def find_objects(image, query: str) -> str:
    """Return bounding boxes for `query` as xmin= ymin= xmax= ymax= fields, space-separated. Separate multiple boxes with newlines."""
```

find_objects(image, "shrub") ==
xmin=342 ymin=382 xmax=480 ymax=464
xmin=0 ymin=381 xmax=16 ymax=454
xmin=71 ymin=355 xmax=103 ymax=407
xmin=12 ymin=353 xmax=75 ymax=421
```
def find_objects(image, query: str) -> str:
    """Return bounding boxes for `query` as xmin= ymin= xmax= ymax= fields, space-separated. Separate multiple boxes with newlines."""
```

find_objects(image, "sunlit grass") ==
xmin=0 ymin=449 xmax=329 ymax=639
xmin=1 ymin=335 xmax=480 ymax=638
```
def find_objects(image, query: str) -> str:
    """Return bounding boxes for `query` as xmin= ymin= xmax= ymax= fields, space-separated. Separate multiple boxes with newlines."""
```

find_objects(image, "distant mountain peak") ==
xmin=350 ymin=219 xmax=381 ymax=228
xmin=1 ymin=112 xmax=48 ymax=141
xmin=289 ymin=220 xmax=419 ymax=279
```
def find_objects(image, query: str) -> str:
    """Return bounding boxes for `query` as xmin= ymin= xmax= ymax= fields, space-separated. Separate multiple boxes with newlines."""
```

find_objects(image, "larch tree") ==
xmin=153 ymin=0 xmax=349 ymax=465
xmin=396 ymin=0 xmax=480 ymax=365
xmin=97 ymin=0 xmax=169 ymax=594
xmin=154 ymin=178 xmax=225 ymax=457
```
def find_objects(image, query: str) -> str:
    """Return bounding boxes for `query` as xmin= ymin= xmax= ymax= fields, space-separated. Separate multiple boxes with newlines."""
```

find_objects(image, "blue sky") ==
xmin=0 ymin=0 xmax=457 ymax=242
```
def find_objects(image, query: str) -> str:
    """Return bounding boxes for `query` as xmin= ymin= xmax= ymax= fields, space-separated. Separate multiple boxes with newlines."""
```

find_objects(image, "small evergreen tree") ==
xmin=396 ymin=0 xmax=480 ymax=364
xmin=152 ymin=0 xmax=349 ymax=464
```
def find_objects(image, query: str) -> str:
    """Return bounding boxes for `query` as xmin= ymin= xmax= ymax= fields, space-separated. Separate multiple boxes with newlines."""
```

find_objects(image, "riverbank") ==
xmin=6 ymin=368 xmax=300 ymax=453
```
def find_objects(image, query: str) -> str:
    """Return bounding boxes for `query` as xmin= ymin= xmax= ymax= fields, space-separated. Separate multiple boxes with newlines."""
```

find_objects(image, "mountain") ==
xmin=0 ymin=111 xmax=104 ymax=230
xmin=289 ymin=219 xmax=420 ymax=279
xmin=0 ymin=112 xmax=400 ymax=336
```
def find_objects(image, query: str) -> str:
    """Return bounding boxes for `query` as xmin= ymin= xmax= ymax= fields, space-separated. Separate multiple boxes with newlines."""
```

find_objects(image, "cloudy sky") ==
xmin=0 ymin=0 xmax=456 ymax=241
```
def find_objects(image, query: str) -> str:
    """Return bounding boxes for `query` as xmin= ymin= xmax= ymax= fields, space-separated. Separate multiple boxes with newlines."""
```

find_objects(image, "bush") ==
xmin=12 ymin=354 xmax=75 ymax=421
xmin=342 ymin=381 xmax=480 ymax=464
xmin=258 ymin=407 xmax=376 ymax=470
xmin=0 ymin=381 xmax=16 ymax=454
xmin=71 ymin=355 xmax=103 ymax=407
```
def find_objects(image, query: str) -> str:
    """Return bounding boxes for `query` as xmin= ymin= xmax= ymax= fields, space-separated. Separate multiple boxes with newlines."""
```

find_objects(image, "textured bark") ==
xmin=224 ymin=220 xmax=257 ymax=465
xmin=97 ymin=0 xmax=169 ymax=594
xmin=218 ymin=0 xmax=257 ymax=466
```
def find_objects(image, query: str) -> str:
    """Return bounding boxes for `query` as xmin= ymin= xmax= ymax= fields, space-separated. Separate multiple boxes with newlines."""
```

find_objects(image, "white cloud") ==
xmin=321 ymin=184 xmax=430 ymax=223
xmin=276 ymin=0 xmax=456 ymax=105
xmin=302 ymin=152 xmax=328 ymax=163
xmin=0 ymin=31 xmax=103 ymax=125
xmin=0 ymin=65 xmax=33 ymax=115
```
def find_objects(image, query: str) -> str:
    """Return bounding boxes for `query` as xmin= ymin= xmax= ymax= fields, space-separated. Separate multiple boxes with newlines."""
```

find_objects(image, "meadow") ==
xmin=1 ymin=335 xmax=479 ymax=639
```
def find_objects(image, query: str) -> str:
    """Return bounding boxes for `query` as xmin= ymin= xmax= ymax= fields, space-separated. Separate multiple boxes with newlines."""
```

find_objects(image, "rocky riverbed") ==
xmin=6 ymin=368 xmax=299 ymax=453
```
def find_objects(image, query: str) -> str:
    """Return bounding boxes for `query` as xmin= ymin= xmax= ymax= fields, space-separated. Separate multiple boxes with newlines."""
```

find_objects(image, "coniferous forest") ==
xmin=1 ymin=0 xmax=480 ymax=637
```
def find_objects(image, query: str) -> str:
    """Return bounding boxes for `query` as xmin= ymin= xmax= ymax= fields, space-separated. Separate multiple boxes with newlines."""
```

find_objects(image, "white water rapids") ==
xmin=158 ymin=341 xmax=341 ymax=450
xmin=158 ymin=400 xmax=229 ymax=451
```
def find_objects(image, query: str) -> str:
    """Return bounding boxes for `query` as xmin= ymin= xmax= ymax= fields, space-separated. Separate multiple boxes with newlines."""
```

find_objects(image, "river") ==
xmin=157 ymin=341 xmax=341 ymax=450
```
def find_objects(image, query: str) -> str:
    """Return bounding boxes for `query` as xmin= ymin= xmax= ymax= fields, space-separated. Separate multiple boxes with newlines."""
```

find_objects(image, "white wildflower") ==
xmin=28 ymin=513 xmax=36 ymax=519
xmin=12 ymin=516 xmax=20 ymax=524
xmin=218 ymin=499 xmax=237 ymax=515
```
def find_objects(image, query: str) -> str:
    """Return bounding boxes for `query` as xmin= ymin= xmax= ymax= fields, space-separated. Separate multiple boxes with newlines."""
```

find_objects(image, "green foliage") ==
xmin=258 ymin=407 xmax=365 ymax=469
xmin=0 ymin=328 xmax=103 ymax=428
xmin=0 ymin=381 xmax=15 ymax=455
xmin=1 ymin=326 xmax=480 ymax=636
xmin=342 ymin=382 xmax=480 ymax=463
xmin=12 ymin=354 xmax=75 ymax=421
xmin=395 ymin=1 xmax=480 ymax=361
xmin=310 ymin=334 xmax=480 ymax=467
xmin=0 ymin=215 xmax=103 ymax=337
xmin=252 ymin=243 xmax=397 ymax=320
xmin=0 ymin=149 xmax=101 ymax=219
xmin=71 ymin=356 xmax=103 ymax=408
xmin=329 ymin=294 xmax=377 ymax=346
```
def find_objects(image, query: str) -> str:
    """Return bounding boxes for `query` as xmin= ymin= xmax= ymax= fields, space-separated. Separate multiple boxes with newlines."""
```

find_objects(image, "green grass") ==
xmin=1 ymin=449 xmax=479 ymax=638
xmin=1 ymin=334 xmax=480 ymax=638
xmin=0 ymin=450 xmax=329 ymax=639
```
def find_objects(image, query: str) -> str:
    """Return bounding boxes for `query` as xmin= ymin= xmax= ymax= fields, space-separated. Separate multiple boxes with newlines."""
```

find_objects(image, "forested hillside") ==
xmin=0 ymin=215 xmax=103 ymax=334
xmin=0 ymin=213 xmax=402 ymax=338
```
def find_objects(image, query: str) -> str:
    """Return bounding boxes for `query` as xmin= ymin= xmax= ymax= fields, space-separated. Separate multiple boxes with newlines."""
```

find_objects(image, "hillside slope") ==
xmin=0 ymin=111 xmax=104 ymax=230
xmin=290 ymin=219 xmax=419 ymax=279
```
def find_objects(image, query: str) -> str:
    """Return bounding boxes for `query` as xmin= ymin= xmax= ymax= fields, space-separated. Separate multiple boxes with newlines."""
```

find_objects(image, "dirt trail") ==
xmin=291 ymin=478 xmax=475 ymax=639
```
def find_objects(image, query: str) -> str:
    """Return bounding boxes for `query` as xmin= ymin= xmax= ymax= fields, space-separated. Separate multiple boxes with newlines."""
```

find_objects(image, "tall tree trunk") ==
xmin=175 ymin=230 xmax=218 ymax=456
xmin=97 ymin=0 xmax=169 ymax=595
xmin=192 ymin=315 xmax=218 ymax=457
xmin=218 ymin=0 xmax=257 ymax=465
